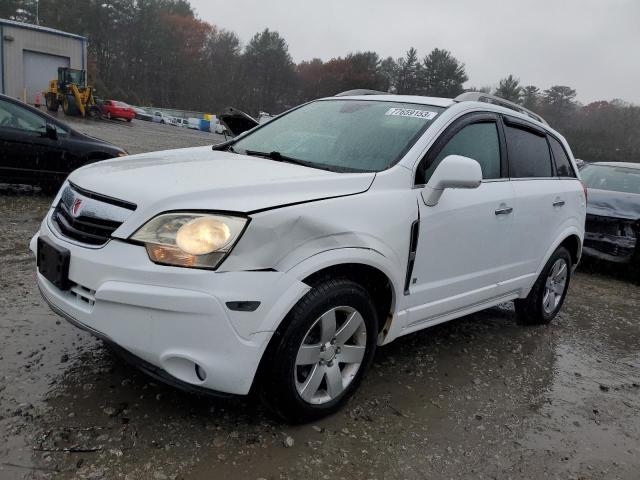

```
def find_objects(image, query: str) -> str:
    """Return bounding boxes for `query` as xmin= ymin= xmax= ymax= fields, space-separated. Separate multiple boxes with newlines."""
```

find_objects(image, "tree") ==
xmin=542 ymin=85 xmax=577 ymax=111
xmin=494 ymin=74 xmax=522 ymax=103
xmin=203 ymin=28 xmax=242 ymax=110
xmin=379 ymin=56 xmax=399 ymax=93
xmin=241 ymin=29 xmax=296 ymax=114
xmin=521 ymin=85 xmax=540 ymax=110
xmin=421 ymin=48 xmax=468 ymax=97
xmin=396 ymin=47 xmax=421 ymax=95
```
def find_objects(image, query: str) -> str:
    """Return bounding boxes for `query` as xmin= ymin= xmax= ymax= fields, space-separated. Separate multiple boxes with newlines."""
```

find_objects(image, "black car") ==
xmin=0 ymin=94 xmax=126 ymax=193
xmin=581 ymin=162 xmax=640 ymax=266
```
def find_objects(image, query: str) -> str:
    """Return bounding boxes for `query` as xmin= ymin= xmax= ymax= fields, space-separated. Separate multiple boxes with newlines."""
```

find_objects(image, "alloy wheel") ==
xmin=542 ymin=258 xmax=568 ymax=314
xmin=294 ymin=306 xmax=367 ymax=405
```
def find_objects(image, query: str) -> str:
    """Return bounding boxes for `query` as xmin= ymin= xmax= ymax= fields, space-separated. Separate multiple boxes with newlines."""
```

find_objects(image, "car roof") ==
xmin=590 ymin=162 xmax=640 ymax=169
xmin=317 ymin=93 xmax=562 ymax=140
xmin=319 ymin=94 xmax=455 ymax=108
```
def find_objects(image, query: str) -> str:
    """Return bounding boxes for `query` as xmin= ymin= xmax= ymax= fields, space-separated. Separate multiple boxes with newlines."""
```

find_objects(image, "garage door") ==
xmin=23 ymin=50 xmax=70 ymax=105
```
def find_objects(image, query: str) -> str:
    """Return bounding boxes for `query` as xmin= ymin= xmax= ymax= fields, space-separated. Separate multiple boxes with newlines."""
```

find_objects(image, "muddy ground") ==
xmin=1 ymin=122 xmax=640 ymax=479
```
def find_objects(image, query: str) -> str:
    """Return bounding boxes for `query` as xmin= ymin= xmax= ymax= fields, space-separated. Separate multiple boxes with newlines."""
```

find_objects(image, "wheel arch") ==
xmin=536 ymin=227 xmax=583 ymax=278
xmin=285 ymin=248 xmax=403 ymax=332
xmin=249 ymin=249 xmax=402 ymax=395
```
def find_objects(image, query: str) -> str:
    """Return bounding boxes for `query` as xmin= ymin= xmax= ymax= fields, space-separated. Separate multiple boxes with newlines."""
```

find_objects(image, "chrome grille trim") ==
xmin=52 ymin=183 xmax=136 ymax=246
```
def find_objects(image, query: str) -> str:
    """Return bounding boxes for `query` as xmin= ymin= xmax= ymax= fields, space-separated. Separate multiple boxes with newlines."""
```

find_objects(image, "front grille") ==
xmin=586 ymin=214 xmax=637 ymax=238
xmin=53 ymin=202 xmax=122 ymax=245
xmin=52 ymin=183 xmax=136 ymax=246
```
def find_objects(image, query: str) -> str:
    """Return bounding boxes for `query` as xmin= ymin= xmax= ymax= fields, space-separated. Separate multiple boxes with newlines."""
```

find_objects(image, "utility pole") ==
xmin=35 ymin=0 xmax=40 ymax=25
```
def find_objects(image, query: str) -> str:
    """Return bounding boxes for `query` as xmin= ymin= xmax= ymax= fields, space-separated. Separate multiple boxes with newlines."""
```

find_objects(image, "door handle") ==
xmin=553 ymin=200 xmax=566 ymax=207
xmin=495 ymin=206 xmax=513 ymax=215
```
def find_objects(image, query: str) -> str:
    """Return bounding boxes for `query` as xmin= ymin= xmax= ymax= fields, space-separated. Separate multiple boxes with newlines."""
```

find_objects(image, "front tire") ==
xmin=261 ymin=279 xmax=378 ymax=423
xmin=515 ymin=246 xmax=572 ymax=325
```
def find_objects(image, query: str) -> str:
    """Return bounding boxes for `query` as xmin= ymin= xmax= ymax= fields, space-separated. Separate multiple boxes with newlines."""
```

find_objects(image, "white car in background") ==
xmin=33 ymin=91 xmax=585 ymax=422
xmin=152 ymin=111 xmax=177 ymax=126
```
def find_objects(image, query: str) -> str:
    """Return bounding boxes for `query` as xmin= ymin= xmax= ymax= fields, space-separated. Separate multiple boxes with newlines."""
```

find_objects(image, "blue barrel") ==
xmin=199 ymin=120 xmax=211 ymax=132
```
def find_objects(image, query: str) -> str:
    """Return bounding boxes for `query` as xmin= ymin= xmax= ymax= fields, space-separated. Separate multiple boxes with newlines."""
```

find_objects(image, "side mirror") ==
xmin=45 ymin=123 xmax=58 ymax=140
xmin=421 ymin=155 xmax=482 ymax=206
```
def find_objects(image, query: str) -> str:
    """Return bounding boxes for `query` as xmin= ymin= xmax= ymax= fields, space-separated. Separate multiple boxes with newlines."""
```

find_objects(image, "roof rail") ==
xmin=334 ymin=89 xmax=390 ymax=97
xmin=454 ymin=92 xmax=547 ymax=125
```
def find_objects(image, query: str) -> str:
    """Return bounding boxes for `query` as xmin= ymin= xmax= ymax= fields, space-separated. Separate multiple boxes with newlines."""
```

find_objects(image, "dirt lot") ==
xmin=55 ymin=114 xmax=227 ymax=155
xmin=1 ymin=120 xmax=640 ymax=479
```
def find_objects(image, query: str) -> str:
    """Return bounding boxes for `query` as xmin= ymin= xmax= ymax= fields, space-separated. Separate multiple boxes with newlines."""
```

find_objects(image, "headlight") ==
xmin=130 ymin=213 xmax=248 ymax=269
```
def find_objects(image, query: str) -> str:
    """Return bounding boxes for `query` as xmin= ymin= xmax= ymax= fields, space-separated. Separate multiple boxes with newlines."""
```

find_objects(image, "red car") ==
xmin=101 ymin=100 xmax=135 ymax=122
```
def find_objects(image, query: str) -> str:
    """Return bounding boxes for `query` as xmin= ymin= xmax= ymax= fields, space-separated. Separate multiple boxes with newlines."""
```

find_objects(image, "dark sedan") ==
xmin=581 ymin=162 xmax=640 ymax=266
xmin=0 ymin=94 xmax=126 ymax=193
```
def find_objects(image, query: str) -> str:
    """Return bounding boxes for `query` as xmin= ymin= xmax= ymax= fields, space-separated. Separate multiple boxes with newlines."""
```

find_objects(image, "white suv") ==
xmin=32 ymin=91 xmax=585 ymax=422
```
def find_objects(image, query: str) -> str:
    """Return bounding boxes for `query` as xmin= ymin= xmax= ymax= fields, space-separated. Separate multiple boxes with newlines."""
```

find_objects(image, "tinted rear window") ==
xmin=505 ymin=125 xmax=553 ymax=178
xmin=549 ymin=136 xmax=575 ymax=177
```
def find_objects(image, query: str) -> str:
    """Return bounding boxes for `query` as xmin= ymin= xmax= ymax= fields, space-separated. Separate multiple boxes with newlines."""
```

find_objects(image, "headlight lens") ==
xmin=130 ymin=213 xmax=248 ymax=269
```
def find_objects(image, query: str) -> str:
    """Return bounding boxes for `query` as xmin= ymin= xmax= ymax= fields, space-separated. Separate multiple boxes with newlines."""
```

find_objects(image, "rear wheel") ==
xmin=261 ymin=279 xmax=378 ymax=423
xmin=515 ymin=247 xmax=572 ymax=325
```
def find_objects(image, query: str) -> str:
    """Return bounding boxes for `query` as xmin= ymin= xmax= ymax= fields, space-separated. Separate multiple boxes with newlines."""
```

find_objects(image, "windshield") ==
xmin=232 ymin=99 xmax=443 ymax=172
xmin=581 ymin=164 xmax=640 ymax=194
xmin=63 ymin=69 xmax=85 ymax=85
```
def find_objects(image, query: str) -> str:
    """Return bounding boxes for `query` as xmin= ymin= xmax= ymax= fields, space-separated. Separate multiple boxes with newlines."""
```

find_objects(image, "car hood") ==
xmin=68 ymin=146 xmax=375 ymax=235
xmin=218 ymin=107 xmax=260 ymax=136
xmin=587 ymin=188 xmax=640 ymax=220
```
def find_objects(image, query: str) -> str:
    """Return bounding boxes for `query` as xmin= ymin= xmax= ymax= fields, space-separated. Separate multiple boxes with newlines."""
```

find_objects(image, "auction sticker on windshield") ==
xmin=385 ymin=108 xmax=438 ymax=120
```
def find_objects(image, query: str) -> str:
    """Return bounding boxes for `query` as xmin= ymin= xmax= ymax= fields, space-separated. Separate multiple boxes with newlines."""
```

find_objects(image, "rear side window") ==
xmin=549 ymin=136 xmax=575 ymax=177
xmin=505 ymin=125 xmax=553 ymax=178
xmin=423 ymin=122 xmax=502 ymax=182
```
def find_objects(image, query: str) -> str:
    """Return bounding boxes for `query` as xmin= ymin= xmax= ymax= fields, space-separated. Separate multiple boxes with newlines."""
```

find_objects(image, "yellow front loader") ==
xmin=44 ymin=67 xmax=100 ymax=117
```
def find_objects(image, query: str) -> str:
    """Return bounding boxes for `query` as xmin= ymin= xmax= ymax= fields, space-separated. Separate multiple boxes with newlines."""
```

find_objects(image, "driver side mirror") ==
xmin=44 ymin=123 xmax=58 ymax=140
xmin=421 ymin=155 xmax=482 ymax=206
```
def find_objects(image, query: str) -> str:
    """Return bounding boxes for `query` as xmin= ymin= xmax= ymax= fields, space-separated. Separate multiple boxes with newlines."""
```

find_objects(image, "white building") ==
xmin=0 ymin=18 xmax=87 ymax=104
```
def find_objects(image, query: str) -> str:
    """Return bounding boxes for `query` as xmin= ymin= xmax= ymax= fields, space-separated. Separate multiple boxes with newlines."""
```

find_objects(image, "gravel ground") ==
xmin=1 ymin=121 xmax=640 ymax=479
xmin=52 ymin=113 xmax=227 ymax=155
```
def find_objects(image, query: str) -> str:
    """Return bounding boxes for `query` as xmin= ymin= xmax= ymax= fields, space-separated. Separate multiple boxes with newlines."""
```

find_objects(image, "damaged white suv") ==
xmin=33 ymin=91 xmax=585 ymax=422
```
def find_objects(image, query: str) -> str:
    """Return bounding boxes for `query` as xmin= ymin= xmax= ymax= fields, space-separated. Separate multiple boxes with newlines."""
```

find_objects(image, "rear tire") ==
xmin=515 ymin=247 xmax=572 ymax=325
xmin=261 ymin=278 xmax=378 ymax=423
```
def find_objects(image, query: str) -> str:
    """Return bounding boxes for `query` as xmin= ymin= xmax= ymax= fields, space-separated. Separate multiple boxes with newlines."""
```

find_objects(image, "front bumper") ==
xmin=32 ymin=212 xmax=309 ymax=395
xmin=583 ymin=214 xmax=638 ymax=264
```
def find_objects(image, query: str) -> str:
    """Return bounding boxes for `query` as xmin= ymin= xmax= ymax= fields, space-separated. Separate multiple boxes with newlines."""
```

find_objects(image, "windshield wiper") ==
xmin=243 ymin=150 xmax=316 ymax=169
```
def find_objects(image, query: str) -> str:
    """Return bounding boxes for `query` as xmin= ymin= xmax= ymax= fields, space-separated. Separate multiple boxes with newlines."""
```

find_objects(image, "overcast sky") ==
xmin=190 ymin=0 xmax=639 ymax=105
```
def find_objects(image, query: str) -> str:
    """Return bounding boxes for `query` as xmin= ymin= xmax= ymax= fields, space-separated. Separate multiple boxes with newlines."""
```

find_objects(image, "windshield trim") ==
xmin=218 ymin=98 xmax=446 ymax=173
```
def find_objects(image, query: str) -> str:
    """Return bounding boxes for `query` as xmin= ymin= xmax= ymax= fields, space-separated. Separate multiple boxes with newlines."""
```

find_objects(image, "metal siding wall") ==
xmin=2 ymin=25 xmax=85 ymax=102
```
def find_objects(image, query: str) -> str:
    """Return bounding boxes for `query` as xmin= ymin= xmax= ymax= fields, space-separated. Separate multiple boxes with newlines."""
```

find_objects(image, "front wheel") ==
xmin=261 ymin=279 xmax=378 ymax=423
xmin=515 ymin=246 xmax=572 ymax=325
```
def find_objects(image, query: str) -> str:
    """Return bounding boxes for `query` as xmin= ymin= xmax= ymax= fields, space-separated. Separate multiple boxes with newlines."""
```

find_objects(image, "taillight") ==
xmin=581 ymin=182 xmax=588 ymax=202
